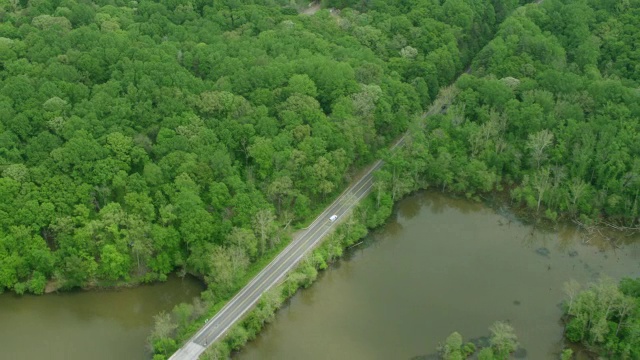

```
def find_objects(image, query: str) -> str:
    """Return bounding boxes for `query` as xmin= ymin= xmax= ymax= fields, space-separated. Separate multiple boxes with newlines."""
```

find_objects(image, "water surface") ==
xmin=236 ymin=192 xmax=640 ymax=360
xmin=0 ymin=276 xmax=203 ymax=360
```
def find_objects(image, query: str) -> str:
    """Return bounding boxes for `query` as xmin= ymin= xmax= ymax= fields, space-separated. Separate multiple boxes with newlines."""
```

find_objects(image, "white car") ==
xmin=329 ymin=214 xmax=338 ymax=222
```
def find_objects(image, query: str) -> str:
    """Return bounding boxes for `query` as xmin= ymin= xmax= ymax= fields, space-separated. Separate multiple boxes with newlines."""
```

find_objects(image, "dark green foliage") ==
xmin=0 ymin=0 xmax=521 ymax=299
xmin=0 ymin=0 xmax=414 ymax=293
xmin=198 ymin=191 xmax=386 ymax=359
xmin=562 ymin=277 xmax=640 ymax=359
xmin=382 ymin=0 xmax=640 ymax=228
xmin=0 ymin=1 xmax=535 ymax=357
xmin=620 ymin=278 xmax=640 ymax=298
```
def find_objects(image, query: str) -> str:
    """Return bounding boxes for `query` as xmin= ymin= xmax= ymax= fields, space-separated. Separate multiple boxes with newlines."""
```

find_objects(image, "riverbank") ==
xmin=157 ymin=152 xmax=638 ymax=360
xmin=198 ymin=182 xmax=386 ymax=359
xmin=169 ymin=91 xmax=639 ymax=360
xmin=200 ymin=178 xmax=639 ymax=360
xmin=43 ymin=273 xmax=179 ymax=294
xmin=161 ymin=0 xmax=640 ymax=355
xmin=233 ymin=192 xmax=640 ymax=360
xmin=160 ymin=102 xmax=639 ymax=360
xmin=0 ymin=275 xmax=203 ymax=360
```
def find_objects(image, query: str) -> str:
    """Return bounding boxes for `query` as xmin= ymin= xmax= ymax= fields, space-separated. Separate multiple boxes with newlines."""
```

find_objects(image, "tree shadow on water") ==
xmin=408 ymin=335 xmax=527 ymax=360
xmin=398 ymin=196 xmax=422 ymax=220
xmin=408 ymin=353 xmax=439 ymax=360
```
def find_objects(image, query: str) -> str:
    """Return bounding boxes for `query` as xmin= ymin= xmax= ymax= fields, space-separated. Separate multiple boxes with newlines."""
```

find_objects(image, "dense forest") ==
xmin=2 ymin=0 xmax=639 ymax=358
xmin=382 ymin=0 xmax=640 ymax=229
xmin=0 ymin=0 xmax=527 ymax=296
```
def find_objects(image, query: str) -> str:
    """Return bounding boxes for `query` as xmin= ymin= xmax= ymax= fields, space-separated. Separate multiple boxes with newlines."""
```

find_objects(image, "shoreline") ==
xmin=200 ymin=186 xmax=639 ymax=359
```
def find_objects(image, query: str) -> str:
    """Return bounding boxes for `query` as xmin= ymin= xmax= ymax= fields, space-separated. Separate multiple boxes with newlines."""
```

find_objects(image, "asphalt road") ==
xmin=169 ymin=133 xmax=408 ymax=360
xmin=168 ymin=98 xmax=447 ymax=359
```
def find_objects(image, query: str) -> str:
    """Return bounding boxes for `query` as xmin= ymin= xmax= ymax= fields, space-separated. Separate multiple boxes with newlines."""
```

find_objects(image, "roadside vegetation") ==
xmin=376 ymin=2 xmax=640 ymax=358
xmin=139 ymin=0 xmax=529 ymax=356
xmin=197 ymin=199 xmax=371 ymax=360
xmin=0 ymin=0 xmax=525 ymax=357
xmin=0 ymin=0 xmax=500 ymax=294
xmin=2 ymin=0 xmax=639 ymax=358
xmin=165 ymin=0 xmax=640 ymax=356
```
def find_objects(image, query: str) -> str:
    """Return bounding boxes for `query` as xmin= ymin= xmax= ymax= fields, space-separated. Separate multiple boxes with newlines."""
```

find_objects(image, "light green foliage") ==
xmin=489 ymin=321 xmax=519 ymax=359
xmin=98 ymin=244 xmax=130 ymax=281
xmin=441 ymin=331 xmax=464 ymax=360
xmin=226 ymin=325 xmax=249 ymax=351
xmin=477 ymin=347 xmax=496 ymax=360
xmin=172 ymin=303 xmax=194 ymax=330
xmin=1 ymin=0 xmax=520 ymax=296
xmin=381 ymin=0 xmax=640 ymax=228
xmin=437 ymin=323 xmax=518 ymax=360
xmin=201 ymin=341 xmax=231 ymax=360
xmin=31 ymin=15 xmax=72 ymax=31
xmin=204 ymin=245 xmax=249 ymax=297
xmin=284 ymin=74 xmax=318 ymax=98
xmin=560 ymin=348 xmax=573 ymax=360
xmin=148 ymin=312 xmax=178 ymax=357
xmin=0 ymin=0 xmax=574 ymax=358
xmin=243 ymin=288 xmax=283 ymax=334
xmin=562 ymin=277 xmax=640 ymax=359
xmin=226 ymin=227 xmax=259 ymax=261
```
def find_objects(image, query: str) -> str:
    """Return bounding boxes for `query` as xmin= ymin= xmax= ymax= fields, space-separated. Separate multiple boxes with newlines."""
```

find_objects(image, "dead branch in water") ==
xmin=601 ymin=220 xmax=640 ymax=232
xmin=572 ymin=218 xmax=636 ymax=247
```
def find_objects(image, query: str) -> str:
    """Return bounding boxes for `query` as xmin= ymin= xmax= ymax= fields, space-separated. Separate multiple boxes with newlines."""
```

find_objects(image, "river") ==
xmin=0 ymin=275 xmax=203 ymax=360
xmin=236 ymin=192 xmax=640 ymax=360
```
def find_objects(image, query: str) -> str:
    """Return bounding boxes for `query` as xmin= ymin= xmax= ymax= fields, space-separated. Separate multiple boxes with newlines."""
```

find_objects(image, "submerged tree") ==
xmin=436 ymin=323 xmax=517 ymax=360
xmin=489 ymin=321 xmax=519 ymax=359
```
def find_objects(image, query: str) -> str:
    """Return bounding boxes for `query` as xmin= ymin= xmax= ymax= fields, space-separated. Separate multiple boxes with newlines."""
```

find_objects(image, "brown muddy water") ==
xmin=0 ymin=275 xmax=203 ymax=360
xmin=236 ymin=192 xmax=640 ymax=360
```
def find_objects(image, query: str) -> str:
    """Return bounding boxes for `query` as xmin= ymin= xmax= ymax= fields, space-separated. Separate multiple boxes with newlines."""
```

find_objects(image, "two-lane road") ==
xmin=169 ymin=139 xmax=400 ymax=359
xmin=169 ymin=98 xmax=444 ymax=359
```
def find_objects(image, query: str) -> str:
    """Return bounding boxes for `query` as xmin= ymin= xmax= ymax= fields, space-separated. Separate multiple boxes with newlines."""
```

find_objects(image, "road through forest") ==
xmin=168 ymin=102 xmax=443 ymax=360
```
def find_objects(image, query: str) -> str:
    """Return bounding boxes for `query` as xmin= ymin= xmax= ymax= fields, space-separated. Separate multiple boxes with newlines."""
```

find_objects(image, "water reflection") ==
xmin=397 ymin=193 xmax=421 ymax=220
xmin=236 ymin=192 xmax=639 ymax=360
xmin=378 ymin=217 xmax=404 ymax=238
xmin=0 ymin=275 xmax=203 ymax=360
